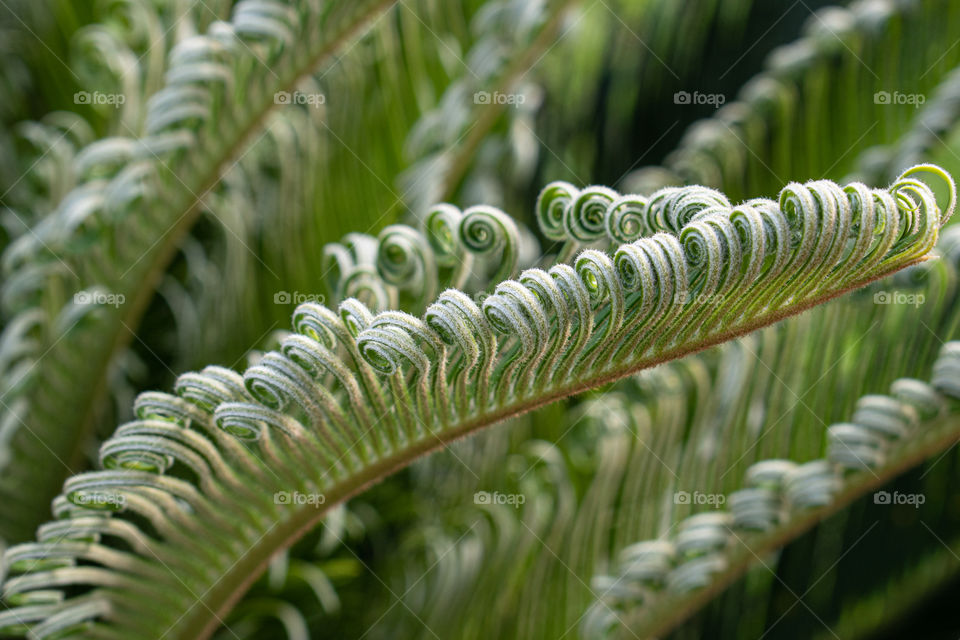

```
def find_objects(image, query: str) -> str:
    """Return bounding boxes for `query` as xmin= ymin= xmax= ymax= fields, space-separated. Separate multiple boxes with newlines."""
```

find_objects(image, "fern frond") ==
xmin=622 ymin=0 xmax=960 ymax=200
xmin=323 ymin=202 xmax=541 ymax=313
xmin=853 ymin=64 xmax=960 ymax=184
xmin=583 ymin=339 xmax=960 ymax=639
xmin=362 ymin=225 xmax=960 ymax=639
xmin=0 ymin=0 xmax=397 ymax=542
xmin=0 ymin=167 xmax=952 ymax=639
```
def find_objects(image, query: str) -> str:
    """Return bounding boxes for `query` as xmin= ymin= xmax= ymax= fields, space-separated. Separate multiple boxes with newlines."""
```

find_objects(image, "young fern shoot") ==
xmin=0 ymin=165 xmax=954 ymax=640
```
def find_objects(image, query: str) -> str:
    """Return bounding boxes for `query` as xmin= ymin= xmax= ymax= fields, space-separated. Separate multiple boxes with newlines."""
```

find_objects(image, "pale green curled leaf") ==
xmin=323 ymin=202 xmax=541 ymax=313
xmin=355 ymin=222 xmax=960 ymax=639
xmin=149 ymin=0 xmax=572 ymax=379
xmin=0 ymin=167 xmax=953 ymax=640
xmin=538 ymin=164 xmax=957 ymax=269
xmin=582 ymin=338 xmax=960 ymax=639
xmin=0 ymin=0 xmax=398 ymax=543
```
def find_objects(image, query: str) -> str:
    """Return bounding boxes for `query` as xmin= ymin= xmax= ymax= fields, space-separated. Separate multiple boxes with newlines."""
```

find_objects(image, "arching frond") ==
xmin=0 ymin=166 xmax=952 ymax=640
xmin=583 ymin=340 xmax=960 ymax=638
xmin=0 ymin=0 xmax=398 ymax=542
xmin=356 ymin=225 xmax=960 ymax=639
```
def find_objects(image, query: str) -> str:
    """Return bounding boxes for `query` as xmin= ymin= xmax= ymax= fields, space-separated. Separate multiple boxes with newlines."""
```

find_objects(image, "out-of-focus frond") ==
xmin=0 ymin=0 xmax=397 ymax=543
xmin=623 ymin=0 xmax=960 ymax=201
xmin=852 ymin=65 xmax=960 ymax=185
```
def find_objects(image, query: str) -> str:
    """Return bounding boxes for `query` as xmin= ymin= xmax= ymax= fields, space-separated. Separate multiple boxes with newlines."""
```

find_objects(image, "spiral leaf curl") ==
xmin=0 ymin=167 xmax=953 ymax=640
xmin=0 ymin=0 xmax=400 ymax=543
xmin=364 ymin=229 xmax=960 ymax=639
xmin=323 ymin=202 xmax=540 ymax=314
xmin=535 ymin=178 xmax=745 ymax=261
xmin=582 ymin=339 xmax=960 ymax=640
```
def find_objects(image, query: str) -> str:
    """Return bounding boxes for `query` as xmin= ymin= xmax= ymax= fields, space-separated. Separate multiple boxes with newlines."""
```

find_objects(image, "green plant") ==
xmin=4 ymin=1 xmax=960 ymax=639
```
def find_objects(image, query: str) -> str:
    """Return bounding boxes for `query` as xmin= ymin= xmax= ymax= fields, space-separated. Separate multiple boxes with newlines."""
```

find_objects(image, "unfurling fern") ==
xmin=583 ymin=339 xmax=960 ymax=639
xmin=0 ymin=165 xmax=954 ymax=639
xmin=322 ymin=202 xmax=540 ymax=313
xmin=359 ymin=222 xmax=960 ymax=639
xmin=0 ymin=0 xmax=397 ymax=543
